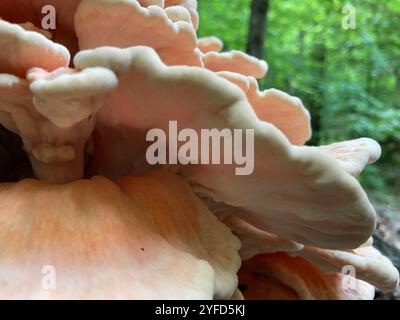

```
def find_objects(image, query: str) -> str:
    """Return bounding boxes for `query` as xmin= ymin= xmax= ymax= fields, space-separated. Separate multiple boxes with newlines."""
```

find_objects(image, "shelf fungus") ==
xmin=0 ymin=0 xmax=398 ymax=300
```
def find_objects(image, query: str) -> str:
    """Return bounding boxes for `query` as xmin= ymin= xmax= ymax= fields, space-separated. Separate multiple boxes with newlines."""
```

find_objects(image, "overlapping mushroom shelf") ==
xmin=0 ymin=0 xmax=398 ymax=300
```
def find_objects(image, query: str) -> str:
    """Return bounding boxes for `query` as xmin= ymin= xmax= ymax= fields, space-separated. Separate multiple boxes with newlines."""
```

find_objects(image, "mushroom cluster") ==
xmin=0 ymin=0 xmax=398 ymax=300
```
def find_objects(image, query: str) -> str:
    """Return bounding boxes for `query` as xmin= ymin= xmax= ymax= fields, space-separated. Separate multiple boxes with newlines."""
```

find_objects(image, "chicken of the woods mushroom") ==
xmin=0 ymin=0 xmax=398 ymax=300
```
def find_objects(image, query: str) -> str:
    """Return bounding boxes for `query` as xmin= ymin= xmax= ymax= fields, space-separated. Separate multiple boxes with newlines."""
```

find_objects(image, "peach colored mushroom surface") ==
xmin=0 ymin=0 xmax=398 ymax=300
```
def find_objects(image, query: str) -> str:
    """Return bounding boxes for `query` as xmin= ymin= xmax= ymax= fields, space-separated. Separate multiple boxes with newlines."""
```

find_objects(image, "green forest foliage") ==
xmin=198 ymin=0 xmax=400 ymax=208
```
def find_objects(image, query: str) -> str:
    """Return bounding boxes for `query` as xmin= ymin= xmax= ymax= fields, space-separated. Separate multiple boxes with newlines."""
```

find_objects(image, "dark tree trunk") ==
xmin=307 ymin=43 xmax=326 ymax=146
xmin=246 ymin=0 xmax=269 ymax=59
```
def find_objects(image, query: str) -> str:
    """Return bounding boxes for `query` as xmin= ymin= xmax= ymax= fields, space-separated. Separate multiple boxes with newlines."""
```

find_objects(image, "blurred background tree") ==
xmin=246 ymin=0 xmax=269 ymax=58
xmin=199 ymin=0 xmax=400 ymax=215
